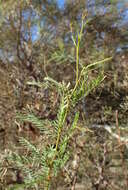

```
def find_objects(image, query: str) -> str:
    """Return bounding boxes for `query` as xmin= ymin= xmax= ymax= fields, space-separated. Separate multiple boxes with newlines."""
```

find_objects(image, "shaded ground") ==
xmin=0 ymin=52 xmax=128 ymax=189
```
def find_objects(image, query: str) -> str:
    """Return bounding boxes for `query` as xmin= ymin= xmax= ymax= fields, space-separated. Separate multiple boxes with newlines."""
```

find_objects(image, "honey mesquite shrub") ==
xmin=7 ymin=13 xmax=111 ymax=190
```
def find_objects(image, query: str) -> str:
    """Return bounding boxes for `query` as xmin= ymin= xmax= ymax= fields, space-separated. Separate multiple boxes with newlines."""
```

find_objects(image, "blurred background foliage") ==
xmin=0 ymin=0 xmax=127 ymax=120
xmin=0 ymin=0 xmax=128 ymax=189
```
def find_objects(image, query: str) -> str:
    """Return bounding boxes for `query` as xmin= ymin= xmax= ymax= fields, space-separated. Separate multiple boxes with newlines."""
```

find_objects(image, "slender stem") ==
xmin=74 ymin=16 xmax=84 ymax=92
xmin=55 ymin=104 xmax=69 ymax=151
xmin=46 ymin=98 xmax=69 ymax=189
xmin=76 ymin=41 xmax=79 ymax=84
xmin=46 ymin=15 xmax=86 ymax=189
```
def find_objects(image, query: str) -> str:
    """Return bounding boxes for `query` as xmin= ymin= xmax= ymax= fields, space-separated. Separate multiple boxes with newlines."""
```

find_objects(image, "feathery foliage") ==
xmin=8 ymin=12 xmax=112 ymax=190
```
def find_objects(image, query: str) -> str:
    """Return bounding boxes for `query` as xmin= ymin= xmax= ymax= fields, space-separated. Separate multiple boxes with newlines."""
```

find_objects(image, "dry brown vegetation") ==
xmin=0 ymin=1 xmax=128 ymax=189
